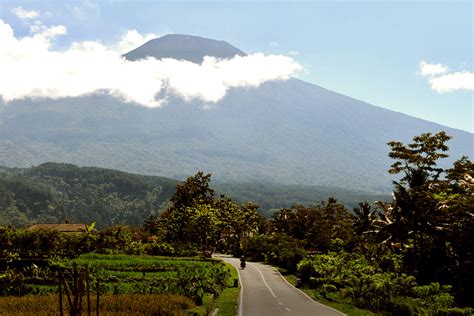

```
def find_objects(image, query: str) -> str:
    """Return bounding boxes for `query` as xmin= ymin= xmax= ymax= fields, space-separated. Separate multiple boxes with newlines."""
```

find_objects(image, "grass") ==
xmin=187 ymin=293 xmax=215 ymax=316
xmin=0 ymin=293 xmax=195 ymax=315
xmin=215 ymin=263 xmax=239 ymax=316
xmin=279 ymin=271 xmax=375 ymax=316
xmin=216 ymin=287 xmax=239 ymax=316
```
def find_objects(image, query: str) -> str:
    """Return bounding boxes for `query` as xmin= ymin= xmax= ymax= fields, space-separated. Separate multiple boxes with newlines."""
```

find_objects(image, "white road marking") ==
xmin=272 ymin=267 xmax=346 ymax=315
xmin=218 ymin=256 xmax=345 ymax=316
xmin=237 ymin=260 xmax=244 ymax=316
xmin=249 ymin=262 xmax=276 ymax=298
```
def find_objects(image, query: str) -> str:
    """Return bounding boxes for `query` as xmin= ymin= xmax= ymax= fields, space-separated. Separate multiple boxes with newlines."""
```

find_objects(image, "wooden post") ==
xmin=86 ymin=266 xmax=91 ymax=316
xmin=58 ymin=271 xmax=64 ymax=316
xmin=77 ymin=269 xmax=85 ymax=316
xmin=62 ymin=275 xmax=73 ymax=312
xmin=73 ymin=263 xmax=78 ymax=294
xmin=72 ymin=264 xmax=79 ymax=316
xmin=96 ymin=279 xmax=100 ymax=316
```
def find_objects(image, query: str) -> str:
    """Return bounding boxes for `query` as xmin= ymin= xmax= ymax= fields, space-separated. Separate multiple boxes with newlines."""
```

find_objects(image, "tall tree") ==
xmin=386 ymin=132 xmax=451 ymax=259
xmin=384 ymin=131 xmax=474 ymax=303
xmin=273 ymin=198 xmax=354 ymax=251
xmin=170 ymin=171 xmax=214 ymax=209
xmin=159 ymin=172 xmax=262 ymax=254
xmin=387 ymin=131 xmax=451 ymax=188
xmin=159 ymin=172 xmax=214 ymax=242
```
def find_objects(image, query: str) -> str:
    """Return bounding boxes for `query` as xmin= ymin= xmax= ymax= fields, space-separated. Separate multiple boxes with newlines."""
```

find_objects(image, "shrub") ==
xmin=144 ymin=241 xmax=175 ymax=256
xmin=386 ymin=296 xmax=424 ymax=316
xmin=435 ymin=307 xmax=474 ymax=316
xmin=297 ymin=252 xmax=418 ymax=311
xmin=0 ymin=268 xmax=28 ymax=295
xmin=412 ymin=282 xmax=455 ymax=310
xmin=241 ymin=233 xmax=306 ymax=273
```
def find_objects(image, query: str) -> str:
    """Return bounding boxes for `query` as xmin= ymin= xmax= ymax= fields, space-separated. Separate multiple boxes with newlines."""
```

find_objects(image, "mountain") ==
xmin=0 ymin=34 xmax=472 ymax=193
xmin=124 ymin=34 xmax=246 ymax=63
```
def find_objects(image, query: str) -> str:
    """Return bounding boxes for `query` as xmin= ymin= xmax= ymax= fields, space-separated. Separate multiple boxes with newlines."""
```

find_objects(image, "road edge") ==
xmin=237 ymin=263 xmax=243 ymax=316
xmin=273 ymin=267 xmax=347 ymax=316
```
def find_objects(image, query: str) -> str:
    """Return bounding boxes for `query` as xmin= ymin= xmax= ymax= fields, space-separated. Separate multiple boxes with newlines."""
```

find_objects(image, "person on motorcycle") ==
xmin=240 ymin=255 xmax=246 ymax=269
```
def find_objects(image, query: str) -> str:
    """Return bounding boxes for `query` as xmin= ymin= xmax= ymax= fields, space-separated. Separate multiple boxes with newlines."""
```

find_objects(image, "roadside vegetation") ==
xmin=0 ymin=131 xmax=473 ymax=315
xmin=242 ymin=132 xmax=473 ymax=315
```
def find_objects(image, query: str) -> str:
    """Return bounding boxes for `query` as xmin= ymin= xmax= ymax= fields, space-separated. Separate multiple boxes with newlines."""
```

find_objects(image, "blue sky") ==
xmin=1 ymin=0 xmax=472 ymax=132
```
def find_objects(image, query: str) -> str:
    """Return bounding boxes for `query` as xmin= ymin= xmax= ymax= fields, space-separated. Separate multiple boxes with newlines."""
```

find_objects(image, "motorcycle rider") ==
xmin=240 ymin=255 xmax=246 ymax=269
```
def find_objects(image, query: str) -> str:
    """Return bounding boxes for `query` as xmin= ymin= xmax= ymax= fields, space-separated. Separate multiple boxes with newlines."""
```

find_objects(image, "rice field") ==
xmin=1 ymin=253 xmax=237 ymax=315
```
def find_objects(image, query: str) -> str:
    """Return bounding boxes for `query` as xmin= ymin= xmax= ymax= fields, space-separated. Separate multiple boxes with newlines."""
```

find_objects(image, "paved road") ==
xmin=220 ymin=257 xmax=345 ymax=316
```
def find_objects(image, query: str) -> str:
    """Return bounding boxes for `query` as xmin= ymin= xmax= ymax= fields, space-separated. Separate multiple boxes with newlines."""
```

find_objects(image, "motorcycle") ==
xmin=240 ymin=257 xmax=246 ymax=269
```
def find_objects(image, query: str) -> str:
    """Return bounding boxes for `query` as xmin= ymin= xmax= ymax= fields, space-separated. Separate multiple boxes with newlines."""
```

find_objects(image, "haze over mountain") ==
xmin=0 ymin=34 xmax=472 ymax=193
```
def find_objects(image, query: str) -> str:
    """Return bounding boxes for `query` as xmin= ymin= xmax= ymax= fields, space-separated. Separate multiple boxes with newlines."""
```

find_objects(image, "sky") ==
xmin=0 ymin=0 xmax=472 ymax=132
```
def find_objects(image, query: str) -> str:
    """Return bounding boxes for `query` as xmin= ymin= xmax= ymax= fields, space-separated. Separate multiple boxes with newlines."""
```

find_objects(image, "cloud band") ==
xmin=0 ymin=19 xmax=302 ymax=107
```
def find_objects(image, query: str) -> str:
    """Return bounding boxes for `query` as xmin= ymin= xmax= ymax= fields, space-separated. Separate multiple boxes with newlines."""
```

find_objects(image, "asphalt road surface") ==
xmin=221 ymin=257 xmax=345 ymax=316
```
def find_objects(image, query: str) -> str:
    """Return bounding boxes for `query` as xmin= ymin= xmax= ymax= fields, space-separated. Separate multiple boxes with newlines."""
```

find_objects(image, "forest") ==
xmin=0 ymin=131 xmax=473 ymax=315
xmin=0 ymin=162 xmax=387 ymax=227
xmin=0 ymin=163 xmax=178 ymax=227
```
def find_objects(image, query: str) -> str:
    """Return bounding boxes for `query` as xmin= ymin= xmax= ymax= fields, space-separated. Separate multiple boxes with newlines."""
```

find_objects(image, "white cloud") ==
xmin=419 ymin=61 xmax=474 ymax=93
xmin=116 ymin=30 xmax=157 ymax=54
xmin=0 ymin=20 xmax=302 ymax=107
xmin=12 ymin=6 xmax=39 ymax=20
xmin=288 ymin=50 xmax=299 ymax=56
xmin=419 ymin=61 xmax=448 ymax=76
xmin=428 ymin=72 xmax=474 ymax=93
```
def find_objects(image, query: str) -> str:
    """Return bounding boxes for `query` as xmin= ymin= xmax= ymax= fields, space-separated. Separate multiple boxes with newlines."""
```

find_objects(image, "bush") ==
xmin=144 ymin=241 xmax=175 ymax=256
xmin=386 ymin=297 xmax=424 ymax=316
xmin=435 ymin=307 xmax=474 ymax=316
xmin=0 ymin=268 xmax=28 ymax=295
xmin=241 ymin=233 xmax=306 ymax=273
xmin=297 ymin=252 xmax=418 ymax=311
xmin=412 ymin=282 xmax=455 ymax=310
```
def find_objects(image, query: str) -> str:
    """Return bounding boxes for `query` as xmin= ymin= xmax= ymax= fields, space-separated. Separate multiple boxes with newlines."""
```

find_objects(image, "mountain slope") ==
xmin=0 ymin=35 xmax=472 ymax=192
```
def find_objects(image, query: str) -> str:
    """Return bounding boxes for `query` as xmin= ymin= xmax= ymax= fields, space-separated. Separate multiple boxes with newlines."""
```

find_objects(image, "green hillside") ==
xmin=0 ymin=162 xmax=390 ymax=227
xmin=0 ymin=163 xmax=178 ymax=227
